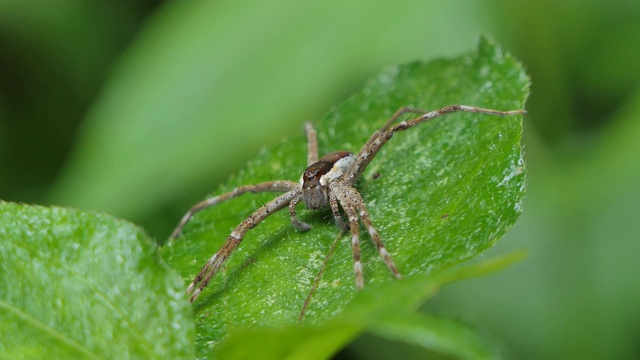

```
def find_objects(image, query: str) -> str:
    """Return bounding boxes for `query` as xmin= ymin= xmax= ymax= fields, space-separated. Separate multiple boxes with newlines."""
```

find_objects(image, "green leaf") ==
xmin=368 ymin=312 xmax=499 ymax=360
xmin=160 ymin=37 xmax=529 ymax=358
xmin=0 ymin=202 xmax=195 ymax=359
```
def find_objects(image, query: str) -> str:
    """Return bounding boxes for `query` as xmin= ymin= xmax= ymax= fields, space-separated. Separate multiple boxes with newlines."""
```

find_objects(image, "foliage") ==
xmin=2 ymin=1 xmax=639 ymax=358
xmin=160 ymin=38 xmax=528 ymax=358
xmin=0 ymin=38 xmax=527 ymax=359
xmin=0 ymin=203 xmax=194 ymax=359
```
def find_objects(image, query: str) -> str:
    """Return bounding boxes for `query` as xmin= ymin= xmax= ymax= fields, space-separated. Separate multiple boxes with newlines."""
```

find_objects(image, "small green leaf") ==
xmin=161 ymin=37 xmax=529 ymax=358
xmin=367 ymin=313 xmax=500 ymax=360
xmin=217 ymin=320 xmax=360 ymax=360
xmin=357 ymin=253 xmax=524 ymax=360
xmin=0 ymin=202 xmax=195 ymax=359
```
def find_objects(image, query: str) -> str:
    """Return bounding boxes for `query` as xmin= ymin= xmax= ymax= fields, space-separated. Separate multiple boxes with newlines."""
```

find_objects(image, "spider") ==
xmin=170 ymin=105 xmax=525 ymax=303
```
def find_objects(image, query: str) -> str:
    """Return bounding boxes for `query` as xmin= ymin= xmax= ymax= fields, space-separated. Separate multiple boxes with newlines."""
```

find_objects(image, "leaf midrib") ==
xmin=0 ymin=299 xmax=102 ymax=360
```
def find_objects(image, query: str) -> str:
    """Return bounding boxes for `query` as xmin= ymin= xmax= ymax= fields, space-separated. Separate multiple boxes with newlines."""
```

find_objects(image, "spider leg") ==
xmin=170 ymin=180 xmax=298 ymax=240
xmin=305 ymin=122 xmax=319 ymax=165
xmin=329 ymin=192 xmax=349 ymax=231
xmin=331 ymin=180 xmax=404 ymax=289
xmin=349 ymin=105 xmax=525 ymax=181
xmin=345 ymin=204 xmax=364 ymax=289
xmin=187 ymin=189 xmax=301 ymax=302
xmin=289 ymin=122 xmax=322 ymax=232
xmin=289 ymin=195 xmax=311 ymax=231
xmin=355 ymin=201 xmax=402 ymax=279
xmin=330 ymin=181 xmax=365 ymax=289
xmin=378 ymin=107 xmax=427 ymax=133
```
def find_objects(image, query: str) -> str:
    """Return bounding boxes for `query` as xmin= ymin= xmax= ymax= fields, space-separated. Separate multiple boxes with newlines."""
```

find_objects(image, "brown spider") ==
xmin=170 ymin=105 xmax=525 ymax=303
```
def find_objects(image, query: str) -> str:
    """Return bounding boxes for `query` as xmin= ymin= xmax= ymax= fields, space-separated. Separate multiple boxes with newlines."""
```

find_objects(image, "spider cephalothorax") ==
xmin=170 ymin=105 xmax=525 ymax=304
xmin=301 ymin=151 xmax=354 ymax=210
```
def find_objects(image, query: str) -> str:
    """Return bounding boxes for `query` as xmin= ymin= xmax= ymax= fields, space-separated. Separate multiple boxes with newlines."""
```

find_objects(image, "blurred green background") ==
xmin=1 ymin=1 xmax=638 ymax=359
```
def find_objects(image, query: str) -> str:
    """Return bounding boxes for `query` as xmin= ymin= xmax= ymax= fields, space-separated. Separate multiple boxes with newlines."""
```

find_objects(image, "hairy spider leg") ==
xmin=349 ymin=105 xmax=526 ymax=181
xmin=330 ymin=179 xmax=402 ymax=289
xmin=177 ymin=121 xmax=323 ymax=302
xmin=305 ymin=122 xmax=319 ymax=165
xmin=170 ymin=181 xmax=299 ymax=240
xmin=329 ymin=192 xmax=348 ymax=231
xmin=329 ymin=181 xmax=363 ymax=289
xmin=355 ymin=201 xmax=402 ymax=280
xmin=289 ymin=196 xmax=311 ymax=231
xmin=187 ymin=189 xmax=302 ymax=301
xmin=344 ymin=203 xmax=364 ymax=289
xmin=378 ymin=107 xmax=427 ymax=132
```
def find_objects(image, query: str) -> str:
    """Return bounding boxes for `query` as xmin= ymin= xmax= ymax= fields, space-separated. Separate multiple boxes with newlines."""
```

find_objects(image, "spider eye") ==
xmin=302 ymin=162 xmax=332 ymax=188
